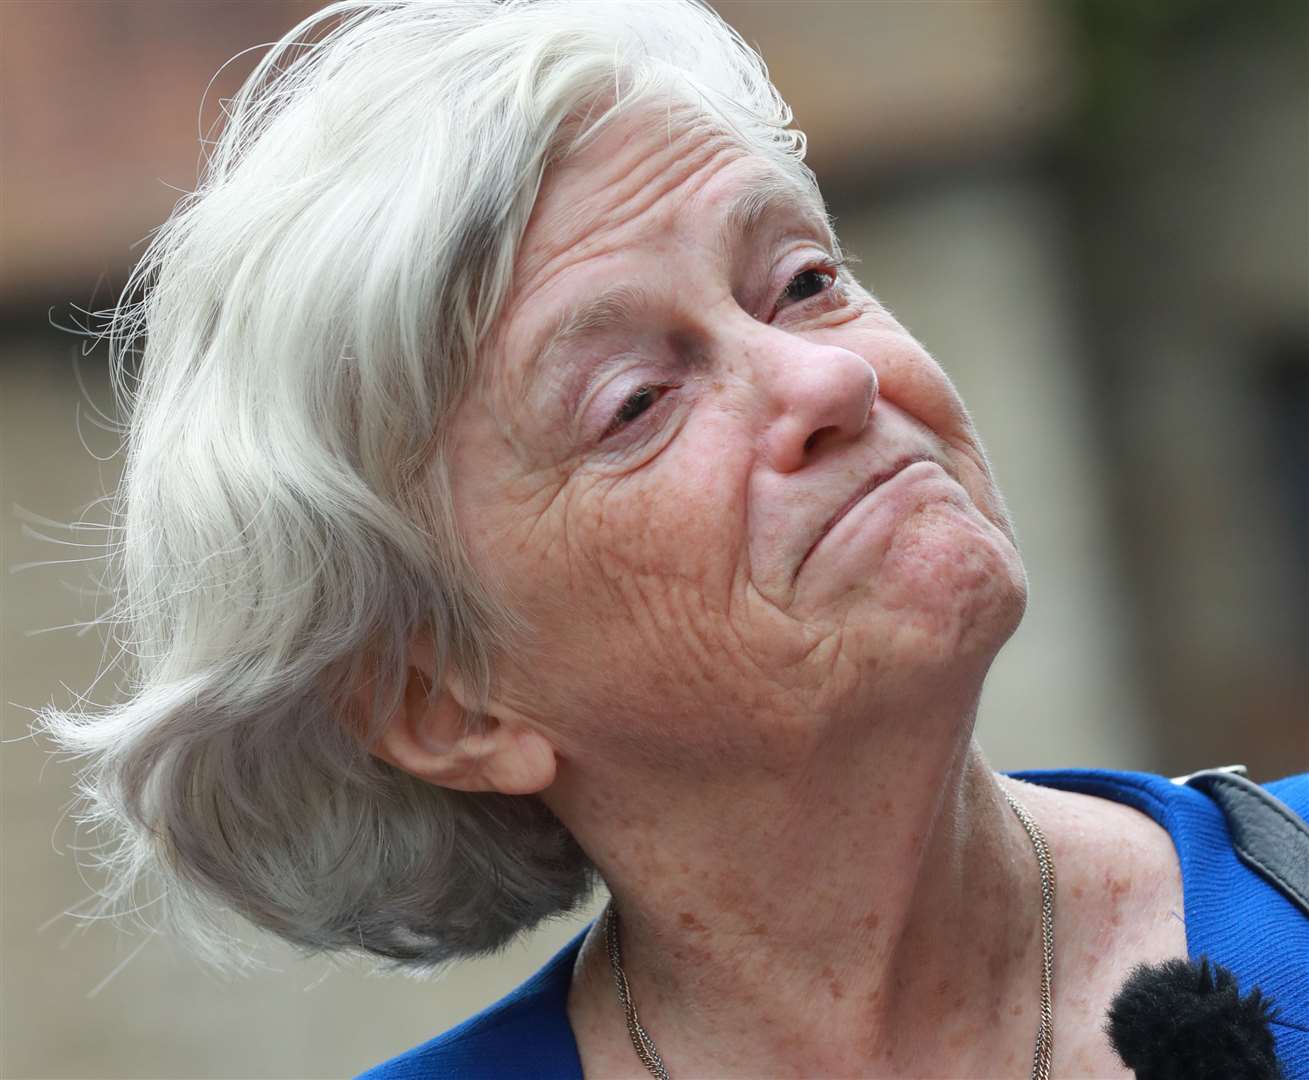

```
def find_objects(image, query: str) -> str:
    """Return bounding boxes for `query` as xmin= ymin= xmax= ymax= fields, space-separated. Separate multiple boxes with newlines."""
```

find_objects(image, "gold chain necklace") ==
xmin=603 ymin=789 xmax=1056 ymax=1080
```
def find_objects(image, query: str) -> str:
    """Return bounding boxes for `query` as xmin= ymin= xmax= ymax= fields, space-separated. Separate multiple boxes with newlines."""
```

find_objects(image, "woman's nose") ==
xmin=755 ymin=336 xmax=878 ymax=474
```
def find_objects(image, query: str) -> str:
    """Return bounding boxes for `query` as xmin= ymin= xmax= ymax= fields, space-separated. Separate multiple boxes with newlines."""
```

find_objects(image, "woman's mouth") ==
xmin=795 ymin=453 xmax=937 ymax=580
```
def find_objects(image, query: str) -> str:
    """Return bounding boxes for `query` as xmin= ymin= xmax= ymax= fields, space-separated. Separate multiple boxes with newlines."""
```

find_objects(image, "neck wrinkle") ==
xmin=557 ymin=715 xmax=1047 ymax=1078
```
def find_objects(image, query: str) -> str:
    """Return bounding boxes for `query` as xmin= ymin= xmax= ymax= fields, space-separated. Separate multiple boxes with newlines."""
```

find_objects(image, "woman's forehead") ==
xmin=533 ymin=101 xmax=823 ymax=257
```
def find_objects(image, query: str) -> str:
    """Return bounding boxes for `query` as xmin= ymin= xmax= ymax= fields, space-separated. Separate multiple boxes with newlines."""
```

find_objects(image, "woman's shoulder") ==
xmin=1007 ymin=763 xmax=1307 ymax=898
xmin=1009 ymin=764 xmax=1309 ymax=1071
xmin=356 ymin=925 xmax=590 ymax=1080
xmin=1006 ymin=763 xmax=1307 ymax=846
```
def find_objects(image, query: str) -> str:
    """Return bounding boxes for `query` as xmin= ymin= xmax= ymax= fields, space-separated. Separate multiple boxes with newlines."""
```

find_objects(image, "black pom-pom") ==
xmin=1105 ymin=956 xmax=1285 ymax=1080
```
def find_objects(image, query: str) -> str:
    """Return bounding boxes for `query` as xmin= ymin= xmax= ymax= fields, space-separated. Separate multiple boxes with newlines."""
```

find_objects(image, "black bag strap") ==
xmin=1173 ymin=765 xmax=1309 ymax=918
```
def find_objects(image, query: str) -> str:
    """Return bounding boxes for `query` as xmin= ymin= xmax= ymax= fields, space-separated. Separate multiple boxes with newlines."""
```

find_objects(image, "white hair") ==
xmin=36 ymin=0 xmax=818 ymax=972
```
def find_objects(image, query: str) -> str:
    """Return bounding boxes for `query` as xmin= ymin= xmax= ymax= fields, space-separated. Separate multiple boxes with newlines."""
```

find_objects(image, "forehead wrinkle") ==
xmin=517 ymin=127 xmax=738 ymax=322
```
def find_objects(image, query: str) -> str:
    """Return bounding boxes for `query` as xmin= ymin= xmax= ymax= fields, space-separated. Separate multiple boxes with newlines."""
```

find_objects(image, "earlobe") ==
xmin=476 ymin=724 xmax=558 ymax=795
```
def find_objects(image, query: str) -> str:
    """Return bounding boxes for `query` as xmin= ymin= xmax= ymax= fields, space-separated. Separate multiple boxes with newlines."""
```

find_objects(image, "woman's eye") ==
xmin=604 ymin=385 xmax=663 ymax=436
xmin=779 ymin=266 xmax=835 ymax=308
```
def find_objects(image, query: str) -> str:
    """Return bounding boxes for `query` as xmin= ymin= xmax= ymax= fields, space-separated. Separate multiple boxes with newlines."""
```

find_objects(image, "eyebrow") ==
xmin=521 ymin=169 xmax=838 ymax=396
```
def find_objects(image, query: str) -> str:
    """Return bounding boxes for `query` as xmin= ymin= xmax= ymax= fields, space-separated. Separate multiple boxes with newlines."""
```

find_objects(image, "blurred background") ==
xmin=2 ymin=1 xmax=1305 ymax=1076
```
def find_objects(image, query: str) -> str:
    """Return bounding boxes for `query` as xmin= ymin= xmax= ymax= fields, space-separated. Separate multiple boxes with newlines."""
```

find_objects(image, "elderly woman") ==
xmin=43 ymin=1 xmax=1306 ymax=1078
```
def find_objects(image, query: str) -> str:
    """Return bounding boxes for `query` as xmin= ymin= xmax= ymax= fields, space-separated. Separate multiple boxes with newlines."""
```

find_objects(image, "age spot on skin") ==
xmin=820 ymin=964 xmax=846 ymax=1000
xmin=1104 ymin=870 xmax=1132 ymax=928
xmin=678 ymin=910 xmax=705 ymax=931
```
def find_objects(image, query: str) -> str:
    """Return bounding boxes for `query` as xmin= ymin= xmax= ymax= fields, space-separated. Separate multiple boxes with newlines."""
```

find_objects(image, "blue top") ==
xmin=358 ymin=768 xmax=1309 ymax=1079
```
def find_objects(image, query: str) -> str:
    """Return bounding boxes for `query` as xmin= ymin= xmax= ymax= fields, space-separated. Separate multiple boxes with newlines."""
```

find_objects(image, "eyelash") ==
xmin=601 ymin=258 xmax=847 ymax=441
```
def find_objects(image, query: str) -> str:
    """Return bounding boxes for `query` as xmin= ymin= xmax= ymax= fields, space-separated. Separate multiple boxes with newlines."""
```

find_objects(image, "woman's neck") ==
xmin=552 ymin=709 xmax=1055 ymax=1078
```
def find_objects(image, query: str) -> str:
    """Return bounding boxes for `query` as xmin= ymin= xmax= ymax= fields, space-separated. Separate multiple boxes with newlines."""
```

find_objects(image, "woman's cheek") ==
xmin=876 ymin=339 xmax=977 ymax=450
xmin=839 ymin=299 xmax=970 ymax=443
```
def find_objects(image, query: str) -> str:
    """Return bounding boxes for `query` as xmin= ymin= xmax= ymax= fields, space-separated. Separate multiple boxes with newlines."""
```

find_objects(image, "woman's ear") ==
xmin=362 ymin=635 xmax=557 ymax=796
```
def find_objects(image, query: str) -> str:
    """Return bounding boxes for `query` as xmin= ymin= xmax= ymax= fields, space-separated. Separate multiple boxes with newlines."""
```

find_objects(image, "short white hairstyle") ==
xmin=39 ymin=0 xmax=821 ymax=972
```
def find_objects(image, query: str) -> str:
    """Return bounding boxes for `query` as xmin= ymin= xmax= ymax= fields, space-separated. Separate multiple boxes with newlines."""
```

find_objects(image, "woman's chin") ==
xmin=822 ymin=500 xmax=1026 ymax=675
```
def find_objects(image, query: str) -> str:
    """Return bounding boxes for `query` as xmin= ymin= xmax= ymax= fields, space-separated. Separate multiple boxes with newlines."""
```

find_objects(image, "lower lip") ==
xmin=798 ymin=460 xmax=956 ymax=576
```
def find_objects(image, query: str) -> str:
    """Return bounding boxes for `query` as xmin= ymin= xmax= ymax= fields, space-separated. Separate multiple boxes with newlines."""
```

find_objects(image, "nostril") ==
xmin=804 ymin=425 xmax=840 ymax=455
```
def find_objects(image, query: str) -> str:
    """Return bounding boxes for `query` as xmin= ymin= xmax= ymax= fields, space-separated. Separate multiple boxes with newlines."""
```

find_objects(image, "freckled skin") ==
xmin=434 ymin=104 xmax=1187 ymax=1079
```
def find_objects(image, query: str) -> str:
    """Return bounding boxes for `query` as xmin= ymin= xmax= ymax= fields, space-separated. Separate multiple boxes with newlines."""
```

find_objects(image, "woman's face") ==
xmin=450 ymin=106 xmax=1027 ymax=772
